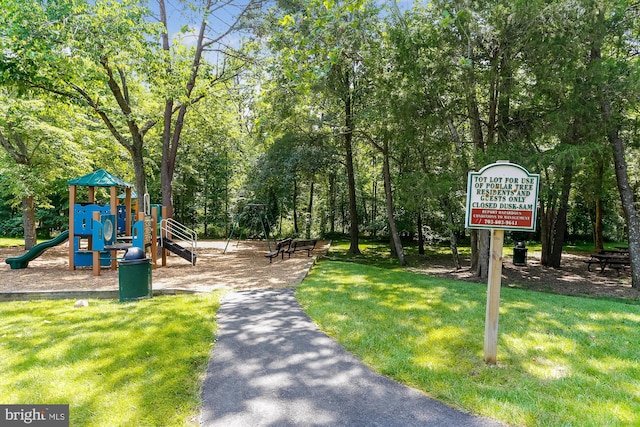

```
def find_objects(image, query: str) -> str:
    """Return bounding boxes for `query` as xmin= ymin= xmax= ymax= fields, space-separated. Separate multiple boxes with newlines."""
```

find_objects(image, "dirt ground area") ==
xmin=0 ymin=240 xmax=330 ymax=293
xmin=408 ymin=251 xmax=640 ymax=301
xmin=1 ymin=240 xmax=638 ymax=301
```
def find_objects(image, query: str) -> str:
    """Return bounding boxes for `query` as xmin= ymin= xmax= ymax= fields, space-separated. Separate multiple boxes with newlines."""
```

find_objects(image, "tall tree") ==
xmin=0 ymin=0 xmax=160 ymax=198
xmin=1 ymin=0 xmax=257 ymax=210
xmin=265 ymin=0 xmax=386 ymax=254
xmin=0 ymin=91 xmax=90 ymax=247
xmin=155 ymin=0 xmax=258 ymax=216
xmin=587 ymin=1 xmax=640 ymax=288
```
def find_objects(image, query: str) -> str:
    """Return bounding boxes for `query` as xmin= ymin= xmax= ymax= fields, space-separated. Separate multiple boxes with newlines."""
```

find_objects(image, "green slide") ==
xmin=5 ymin=230 xmax=70 ymax=270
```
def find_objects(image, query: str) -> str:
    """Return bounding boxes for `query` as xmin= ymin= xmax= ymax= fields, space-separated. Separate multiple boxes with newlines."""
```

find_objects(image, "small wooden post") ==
xmin=484 ymin=229 xmax=504 ymax=364
xmin=151 ymin=206 xmax=158 ymax=269
xmin=92 ymin=211 xmax=101 ymax=277
xmin=110 ymin=186 xmax=118 ymax=270
xmin=125 ymin=188 xmax=132 ymax=237
xmin=68 ymin=185 xmax=76 ymax=271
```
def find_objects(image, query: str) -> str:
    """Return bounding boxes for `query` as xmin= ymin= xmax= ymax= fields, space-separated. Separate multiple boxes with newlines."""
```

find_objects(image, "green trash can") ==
xmin=513 ymin=242 xmax=528 ymax=266
xmin=118 ymin=247 xmax=152 ymax=302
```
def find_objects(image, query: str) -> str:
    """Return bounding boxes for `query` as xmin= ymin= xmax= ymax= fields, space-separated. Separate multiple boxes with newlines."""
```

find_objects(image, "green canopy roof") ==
xmin=67 ymin=169 xmax=133 ymax=188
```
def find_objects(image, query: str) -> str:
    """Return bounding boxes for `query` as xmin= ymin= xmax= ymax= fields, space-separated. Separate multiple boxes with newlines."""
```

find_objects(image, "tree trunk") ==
xmin=539 ymin=202 xmax=553 ymax=266
xmin=417 ymin=211 xmax=425 ymax=255
xmin=592 ymin=157 xmax=605 ymax=252
xmin=450 ymin=229 xmax=461 ymax=270
xmin=328 ymin=174 xmax=336 ymax=234
xmin=477 ymin=230 xmax=491 ymax=279
xmin=594 ymin=198 xmax=604 ymax=252
xmin=547 ymin=164 xmax=572 ymax=268
xmin=590 ymin=23 xmax=640 ymax=288
xmin=159 ymin=0 xmax=208 ymax=218
xmin=606 ymin=122 xmax=640 ymax=288
xmin=306 ymin=180 xmax=314 ymax=239
xmin=470 ymin=229 xmax=479 ymax=271
xmin=293 ymin=177 xmax=299 ymax=234
xmin=371 ymin=158 xmax=377 ymax=237
xmin=22 ymin=196 xmax=36 ymax=250
xmin=382 ymin=140 xmax=405 ymax=266
xmin=340 ymin=194 xmax=346 ymax=234
xmin=161 ymin=99 xmax=174 ymax=217
xmin=345 ymin=131 xmax=360 ymax=253
xmin=443 ymin=198 xmax=461 ymax=270
xmin=130 ymin=137 xmax=146 ymax=211
xmin=496 ymin=44 xmax=512 ymax=144
xmin=0 ymin=132 xmax=38 ymax=249
xmin=465 ymin=34 xmax=486 ymax=276
xmin=344 ymin=69 xmax=360 ymax=255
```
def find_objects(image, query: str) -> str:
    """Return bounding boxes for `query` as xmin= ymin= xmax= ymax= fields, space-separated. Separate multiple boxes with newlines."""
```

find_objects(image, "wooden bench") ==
xmin=264 ymin=238 xmax=292 ymax=263
xmin=285 ymin=239 xmax=317 ymax=258
xmin=584 ymin=253 xmax=630 ymax=275
xmin=583 ymin=258 xmax=602 ymax=272
xmin=605 ymin=258 xmax=630 ymax=276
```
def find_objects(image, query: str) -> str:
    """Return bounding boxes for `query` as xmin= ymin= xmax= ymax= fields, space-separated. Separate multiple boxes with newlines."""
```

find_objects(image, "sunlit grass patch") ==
xmin=298 ymin=260 xmax=640 ymax=426
xmin=0 ymin=293 xmax=224 ymax=426
xmin=0 ymin=237 xmax=24 ymax=247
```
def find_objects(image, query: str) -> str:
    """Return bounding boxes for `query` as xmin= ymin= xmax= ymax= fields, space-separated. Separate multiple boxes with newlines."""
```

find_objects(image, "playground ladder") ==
xmin=160 ymin=218 xmax=197 ymax=265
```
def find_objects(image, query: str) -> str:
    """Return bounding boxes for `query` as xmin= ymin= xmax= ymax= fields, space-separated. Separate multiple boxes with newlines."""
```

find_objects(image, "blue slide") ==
xmin=5 ymin=230 xmax=70 ymax=269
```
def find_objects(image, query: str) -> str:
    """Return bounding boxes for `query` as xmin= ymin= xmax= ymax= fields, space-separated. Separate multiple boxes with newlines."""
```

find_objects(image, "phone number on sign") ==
xmin=470 ymin=208 xmax=532 ymax=227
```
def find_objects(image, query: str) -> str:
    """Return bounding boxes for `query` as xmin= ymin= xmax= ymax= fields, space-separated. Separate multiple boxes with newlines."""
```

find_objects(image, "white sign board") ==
xmin=465 ymin=162 xmax=540 ymax=231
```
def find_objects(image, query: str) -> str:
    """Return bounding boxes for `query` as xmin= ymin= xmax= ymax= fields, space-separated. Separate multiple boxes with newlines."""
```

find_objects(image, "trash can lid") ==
xmin=119 ymin=258 xmax=150 ymax=265
xmin=123 ymin=247 xmax=145 ymax=260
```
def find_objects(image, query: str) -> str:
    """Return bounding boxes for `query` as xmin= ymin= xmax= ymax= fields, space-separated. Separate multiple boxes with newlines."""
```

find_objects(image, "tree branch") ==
xmin=0 ymin=128 xmax=28 ymax=164
xmin=118 ymin=67 xmax=130 ymax=105
xmin=70 ymin=83 xmax=132 ymax=149
xmin=355 ymin=129 xmax=384 ymax=153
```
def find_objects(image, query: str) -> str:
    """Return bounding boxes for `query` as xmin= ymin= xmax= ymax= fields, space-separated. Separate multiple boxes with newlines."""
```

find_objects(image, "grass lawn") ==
xmin=297 ymin=260 xmax=640 ymax=426
xmin=0 ymin=293 xmax=224 ymax=426
xmin=326 ymin=237 xmax=629 ymax=263
xmin=0 ymin=237 xmax=24 ymax=247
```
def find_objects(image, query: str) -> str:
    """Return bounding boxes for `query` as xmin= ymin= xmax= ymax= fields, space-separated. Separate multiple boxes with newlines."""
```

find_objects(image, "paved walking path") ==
xmin=200 ymin=288 xmax=504 ymax=426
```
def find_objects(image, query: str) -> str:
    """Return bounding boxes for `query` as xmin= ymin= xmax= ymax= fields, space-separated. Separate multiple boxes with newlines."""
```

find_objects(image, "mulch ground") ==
xmin=1 ymin=240 xmax=638 ymax=301
xmin=408 ymin=251 xmax=640 ymax=301
xmin=0 ymin=240 xmax=329 ymax=293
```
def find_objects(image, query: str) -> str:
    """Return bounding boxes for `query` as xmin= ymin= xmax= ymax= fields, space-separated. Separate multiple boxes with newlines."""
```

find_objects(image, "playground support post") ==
xmin=125 ymin=187 xmax=132 ymax=245
xmin=151 ymin=208 xmax=158 ymax=268
xmin=68 ymin=185 xmax=76 ymax=271
xmin=92 ymin=211 xmax=101 ymax=277
xmin=110 ymin=186 xmax=118 ymax=271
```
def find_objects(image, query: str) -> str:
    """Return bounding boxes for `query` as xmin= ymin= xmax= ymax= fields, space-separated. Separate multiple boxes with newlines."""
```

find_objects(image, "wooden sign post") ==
xmin=484 ymin=229 xmax=504 ymax=364
xmin=465 ymin=161 xmax=539 ymax=364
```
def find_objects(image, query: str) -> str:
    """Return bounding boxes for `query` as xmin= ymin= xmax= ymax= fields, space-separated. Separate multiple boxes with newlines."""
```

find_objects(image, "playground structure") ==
xmin=68 ymin=169 xmax=141 ymax=275
xmin=224 ymin=203 xmax=274 ymax=254
xmin=5 ymin=169 xmax=197 ymax=273
xmin=68 ymin=169 xmax=198 ymax=275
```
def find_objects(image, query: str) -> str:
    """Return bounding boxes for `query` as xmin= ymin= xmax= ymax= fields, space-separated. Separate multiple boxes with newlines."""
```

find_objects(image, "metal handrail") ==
xmin=160 ymin=218 xmax=197 ymax=264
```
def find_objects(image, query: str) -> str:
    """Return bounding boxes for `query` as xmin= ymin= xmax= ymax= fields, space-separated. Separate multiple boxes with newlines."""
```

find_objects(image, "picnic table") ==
xmin=584 ymin=252 xmax=630 ymax=275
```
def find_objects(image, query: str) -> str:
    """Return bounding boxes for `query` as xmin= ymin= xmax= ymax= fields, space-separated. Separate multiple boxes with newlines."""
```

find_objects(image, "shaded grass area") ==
xmin=297 ymin=261 xmax=640 ymax=426
xmin=0 ymin=293 xmax=224 ymax=426
xmin=326 ymin=238 xmax=630 ymax=264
